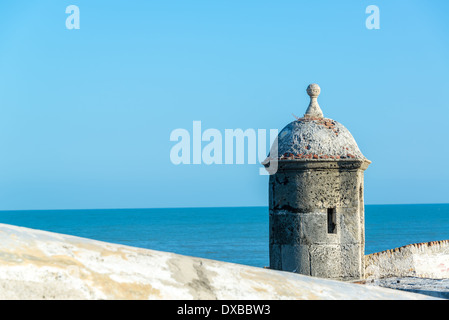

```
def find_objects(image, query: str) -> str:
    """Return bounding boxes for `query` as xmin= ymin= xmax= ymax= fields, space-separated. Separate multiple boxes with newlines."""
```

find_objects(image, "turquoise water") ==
xmin=0 ymin=204 xmax=448 ymax=268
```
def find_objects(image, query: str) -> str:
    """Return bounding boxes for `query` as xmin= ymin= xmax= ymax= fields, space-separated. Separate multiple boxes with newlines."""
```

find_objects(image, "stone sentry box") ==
xmin=265 ymin=84 xmax=371 ymax=281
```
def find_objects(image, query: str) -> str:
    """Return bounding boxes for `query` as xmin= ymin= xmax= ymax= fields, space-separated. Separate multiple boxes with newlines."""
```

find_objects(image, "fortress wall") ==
xmin=365 ymin=240 xmax=449 ymax=280
xmin=0 ymin=223 xmax=434 ymax=300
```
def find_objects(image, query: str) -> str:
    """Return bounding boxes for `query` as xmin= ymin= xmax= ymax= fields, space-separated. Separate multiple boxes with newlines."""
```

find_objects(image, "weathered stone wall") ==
xmin=269 ymin=160 xmax=368 ymax=281
xmin=0 ymin=223 xmax=436 ymax=300
xmin=366 ymin=240 xmax=449 ymax=280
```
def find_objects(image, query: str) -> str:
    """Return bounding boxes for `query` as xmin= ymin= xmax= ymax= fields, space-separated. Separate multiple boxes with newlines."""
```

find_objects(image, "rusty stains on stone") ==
xmin=269 ymin=117 xmax=366 ymax=162
xmin=368 ymin=240 xmax=449 ymax=258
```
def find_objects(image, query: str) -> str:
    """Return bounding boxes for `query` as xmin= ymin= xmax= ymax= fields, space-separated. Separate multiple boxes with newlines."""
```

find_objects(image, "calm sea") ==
xmin=0 ymin=204 xmax=448 ymax=268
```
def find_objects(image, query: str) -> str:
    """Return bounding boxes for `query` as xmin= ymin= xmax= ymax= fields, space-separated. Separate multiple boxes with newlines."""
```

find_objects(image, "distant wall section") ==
xmin=365 ymin=240 xmax=449 ymax=279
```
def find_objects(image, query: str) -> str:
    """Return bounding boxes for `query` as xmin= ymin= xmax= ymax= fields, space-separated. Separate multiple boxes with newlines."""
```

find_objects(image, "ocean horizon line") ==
xmin=0 ymin=202 xmax=448 ymax=213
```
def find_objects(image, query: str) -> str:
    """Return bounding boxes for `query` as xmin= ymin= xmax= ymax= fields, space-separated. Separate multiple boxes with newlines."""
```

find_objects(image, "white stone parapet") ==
xmin=0 ymin=223 xmax=437 ymax=300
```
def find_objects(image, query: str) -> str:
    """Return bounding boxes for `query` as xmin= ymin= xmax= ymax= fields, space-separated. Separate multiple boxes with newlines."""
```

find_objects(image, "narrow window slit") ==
xmin=327 ymin=208 xmax=337 ymax=234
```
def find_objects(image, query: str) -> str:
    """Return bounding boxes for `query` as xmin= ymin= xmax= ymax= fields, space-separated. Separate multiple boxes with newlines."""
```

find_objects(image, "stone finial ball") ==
xmin=307 ymin=84 xmax=321 ymax=98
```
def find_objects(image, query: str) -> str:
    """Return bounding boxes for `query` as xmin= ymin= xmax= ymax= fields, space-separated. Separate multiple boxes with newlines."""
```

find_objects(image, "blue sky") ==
xmin=0 ymin=0 xmax=448 ymax=210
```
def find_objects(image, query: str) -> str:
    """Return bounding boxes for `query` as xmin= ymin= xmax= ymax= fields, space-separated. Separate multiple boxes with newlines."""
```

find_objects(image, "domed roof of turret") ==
xmin=271 ymin=84 xmax=367 ymax=161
